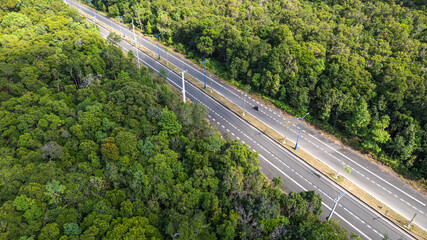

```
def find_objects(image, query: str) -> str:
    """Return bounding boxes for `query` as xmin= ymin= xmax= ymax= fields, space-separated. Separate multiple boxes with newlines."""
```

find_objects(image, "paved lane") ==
xmin=86 ymin=18 xmax=417 ymax=239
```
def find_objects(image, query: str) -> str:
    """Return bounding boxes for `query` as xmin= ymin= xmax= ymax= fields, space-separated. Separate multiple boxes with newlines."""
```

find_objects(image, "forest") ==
xmin=0 ymin=0 xmax=357 ymax=239
xmin=88 ymin=0 xmax=427 ymax=183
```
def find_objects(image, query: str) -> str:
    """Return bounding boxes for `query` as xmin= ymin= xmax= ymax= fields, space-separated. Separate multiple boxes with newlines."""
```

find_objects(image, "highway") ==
xmin=67 ymin=1 xmax=425 ymax=238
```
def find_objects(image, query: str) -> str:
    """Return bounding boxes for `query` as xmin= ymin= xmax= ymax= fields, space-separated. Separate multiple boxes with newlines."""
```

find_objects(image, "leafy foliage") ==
xmin=95 ymin=0 xmax=427 ymax=181
xmin=0 ymin=1 xmax=355 ymax=239
xmin=63 ymin=222 xmax=82 ymax=236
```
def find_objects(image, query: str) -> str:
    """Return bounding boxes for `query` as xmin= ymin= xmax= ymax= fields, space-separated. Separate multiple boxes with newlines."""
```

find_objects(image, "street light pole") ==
xmin=407 ymin=213 xmax=417 ymax=227
xmin=86 ymin=0 xmax=96 ymax=28
xmin=119 ymin=15 xmax=125 ymax=37
xmin=327 ymin=192 xmax=345 ymax=220
xmin=200 ymin=59 xmax=209 ymax=89
xmin=132 ymin=20 xmax=140 ymax=69
xmin=153 ymin=33 xmax=161 ymax=60
xmin=181 ymin=70 xmax=188 ymax=103
xmin=294 ymin=112 xmax=309 ymax=150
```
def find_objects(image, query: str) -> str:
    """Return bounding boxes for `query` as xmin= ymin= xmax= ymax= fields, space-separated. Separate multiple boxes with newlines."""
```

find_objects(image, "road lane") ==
xmin=88 ymin=19 xmax=417 ymax=239
xmin=65 ymin=5 xmax=427 ymax=229
xmin=68 ymin=4 xmax=427 ymax=231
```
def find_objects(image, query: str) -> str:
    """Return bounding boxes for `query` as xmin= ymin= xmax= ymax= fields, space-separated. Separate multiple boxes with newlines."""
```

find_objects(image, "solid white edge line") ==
xmin=258 ymin=154 xmax=307 ymax=191
xmin=88 ymin=13 xmax=417 ymax=240
xmin=309 ymin=133 xmax=426 ymax=207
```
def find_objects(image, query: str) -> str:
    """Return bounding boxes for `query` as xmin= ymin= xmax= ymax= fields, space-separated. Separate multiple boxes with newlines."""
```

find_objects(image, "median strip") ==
xmin=73 ymin=4 xmax=426 ymax=239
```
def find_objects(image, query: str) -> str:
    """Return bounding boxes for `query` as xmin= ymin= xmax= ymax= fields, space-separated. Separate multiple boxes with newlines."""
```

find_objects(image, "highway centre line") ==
xmin=308 ymin=133 xmax=426 ymax=207
xmin=90 ymin=16 xmax=418 ymax=239
xmin=248 ymin=87 xmax=427 ymax=218
xmin=80 ymin=2 xmax=426 ymax=219
xmin=258 ymin=155 xmax=375 ymax=240
xmin=184 ymin=79 xmax=397 ymax=239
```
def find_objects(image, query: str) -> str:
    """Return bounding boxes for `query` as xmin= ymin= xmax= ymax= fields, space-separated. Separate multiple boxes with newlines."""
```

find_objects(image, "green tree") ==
xmin=272 ymin=176 xmax=283 ymax=188
xmin=44 ymin=180 xmax=66 ymax=204
xmin=115 ymin=131 xmax=137 ymax=156
xmin=108 ymin=4 xmax=119 ymax=17
xmin=146 ymin=21 xmax=152 ymax=34
xmin=347 ymin=98 xmax=371 ymax=137
xmin=204 ymin=135 xmax=225 ymax=156
xmin=197 ymin=36 xmax=214 ymax=56
xmin=64 ymin=222 xmax=82 ymax=236
xmin=107 ymin=32 xmax=121 ymax=45
xmin=41 ymin=141 xmax=64 ymax=161
xmin=38 ymin=223 xmax=60 ymax=240
xmin=101 ymin=137 xmax=120 ymax=161
xmin=159 ymin=108 xmax=182 ymax=135
xmin=12 ymin=195 xmax=43 ymax=222
xmin=105 ymin=217 xmax=162 ymax=239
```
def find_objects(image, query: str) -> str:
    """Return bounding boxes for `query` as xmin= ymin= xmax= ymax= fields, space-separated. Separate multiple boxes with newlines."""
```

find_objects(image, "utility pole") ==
xmin=181 ymin=70 xmax=187 ymax=103
xmin=132 ymin=20 xmax=140 ymax=69
xmin=200 ymin=59 xmax=209 ymax=89
xmin=119 ymin=15 xmax=125 ymax=37
xmin=86 ymin=0 xmax=96 ymax=28
xmin=153 ymin=33 xmax=161 ymax=60
xmin=295 ymin=112 xmax=309 ymax=150
xmin=327 ymin=192 xmax=345 ymax=220
xmin=407 ymin=213 xmax=417 ymax=227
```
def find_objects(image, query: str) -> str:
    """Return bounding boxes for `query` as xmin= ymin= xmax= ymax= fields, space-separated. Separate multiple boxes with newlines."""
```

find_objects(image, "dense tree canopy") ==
xmin=91 ymin=0 xmax=427 ymax=182
xmin=0 ymin=1 xmax=357 ymax=239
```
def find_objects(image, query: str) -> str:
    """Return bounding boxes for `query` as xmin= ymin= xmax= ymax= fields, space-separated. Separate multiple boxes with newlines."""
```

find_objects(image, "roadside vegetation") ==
xmin=0 ymin=0 xmax=359 ymax=239
xmin=90 ymin=0 xmax=427 ymax=186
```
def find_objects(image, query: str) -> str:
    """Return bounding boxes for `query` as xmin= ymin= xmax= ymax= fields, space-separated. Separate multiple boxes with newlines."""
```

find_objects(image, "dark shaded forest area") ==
xmin=90 ymin=0 xmax=426 ymax=182
xmin=0 ymin=0 xmax=357 ymax=239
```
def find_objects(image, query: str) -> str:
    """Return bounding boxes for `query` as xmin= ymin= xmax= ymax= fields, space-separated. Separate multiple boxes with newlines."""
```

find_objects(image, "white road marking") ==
xmin=82 ymin=7 xmax=422 ymax=238
xmin=259 ymin=154 xmax=307 ymax=191
xmin=308 ymin=133 xmax=426 ymax=207
xmin=321 ymin=203 xmax=373 ymax=240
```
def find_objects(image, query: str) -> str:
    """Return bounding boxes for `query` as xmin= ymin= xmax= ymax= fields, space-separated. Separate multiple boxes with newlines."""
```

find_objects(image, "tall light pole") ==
xmin=200 ymin=59 xmax=209 ymax=89
xmin=132 ymin=20 xmax=140 ymax=69
xmin=407 ymin=213 xmax=417 ymax=227
xmin=119 ymin=15 xmax=125 ymax=37
xmin=181 ymin=70 xmax=187 ymax=103
xmin=153 ymin=33 xmax=161 ymax=60
xmin=294 ymin=112 xmax=309 ymax=150
xmin=327 ymin=192 xmax=345 ymax=220
xmin=86 ymin=0 xmax=96 ymax=28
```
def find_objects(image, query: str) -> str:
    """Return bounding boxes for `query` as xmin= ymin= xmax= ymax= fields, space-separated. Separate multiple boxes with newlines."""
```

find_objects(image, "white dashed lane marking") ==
xmin=90 ymin=9 xmax=425 ymax=236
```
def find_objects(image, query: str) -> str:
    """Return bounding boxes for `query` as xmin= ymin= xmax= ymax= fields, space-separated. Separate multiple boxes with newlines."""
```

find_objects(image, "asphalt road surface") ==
xmin=67 ymin=1 xmax=425 ymax=238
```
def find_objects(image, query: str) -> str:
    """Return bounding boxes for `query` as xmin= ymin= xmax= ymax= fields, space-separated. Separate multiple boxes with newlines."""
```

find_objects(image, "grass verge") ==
xmin=75 ymin=6 xmax=426 ymax=239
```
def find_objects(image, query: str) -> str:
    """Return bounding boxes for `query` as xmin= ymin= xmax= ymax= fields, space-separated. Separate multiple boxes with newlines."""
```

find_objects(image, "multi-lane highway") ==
xmin=67 ymin=1 xmax=426 ymax=238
